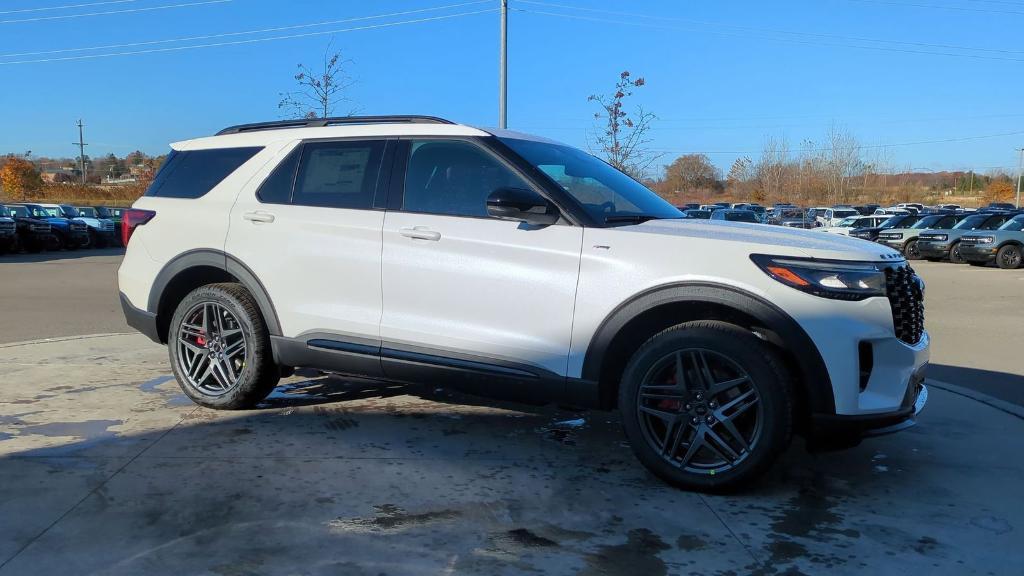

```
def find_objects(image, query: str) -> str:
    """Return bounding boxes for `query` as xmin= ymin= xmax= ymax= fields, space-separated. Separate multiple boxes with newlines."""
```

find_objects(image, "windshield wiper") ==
xmin=604 ymin=215 xmax=679 ymax=224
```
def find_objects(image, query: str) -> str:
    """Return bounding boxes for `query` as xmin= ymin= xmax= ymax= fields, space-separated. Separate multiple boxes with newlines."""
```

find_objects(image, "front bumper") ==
xmin=917 ymin=241 xmax=951 ymax=259
xmin=809 ymin=369 xmax=928 ymax=450
xmin=959 ymin=244 xmax=997 ymax=263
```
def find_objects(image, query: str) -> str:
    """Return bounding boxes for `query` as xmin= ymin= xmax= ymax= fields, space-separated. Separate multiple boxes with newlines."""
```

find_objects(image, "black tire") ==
xmin=168 ymin=283 xmax=279 ymax=409
xmin=996 ymin=244 xmax=1022 ymax=270
xmin=618 ymin=320 xmax=792 ymax=492
xmin=50 ymin=233 xmax=64 ymax=251
xmin=903 ymin=239 xmax=921 ymax=260
xmin=948 ymin=242 xmax=963 ymax=264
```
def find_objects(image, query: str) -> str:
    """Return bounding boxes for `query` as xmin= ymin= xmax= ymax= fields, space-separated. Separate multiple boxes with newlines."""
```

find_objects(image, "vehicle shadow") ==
xmin=927 ymin=363 xmax=1024 ymax=407
xmin=0 ymin=246 xmax=125 ymax=263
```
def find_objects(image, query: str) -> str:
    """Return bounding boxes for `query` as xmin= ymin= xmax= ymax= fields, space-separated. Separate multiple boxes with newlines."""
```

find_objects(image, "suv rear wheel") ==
xmin=168 ymin=283 xmax=279 ymax=409
xmin=619 ymin=321 xmax=792 ymax=492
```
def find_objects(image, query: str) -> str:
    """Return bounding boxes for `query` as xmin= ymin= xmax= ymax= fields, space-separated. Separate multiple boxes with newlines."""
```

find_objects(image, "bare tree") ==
xmin=664 ymin=154 xmax=721 ymax=193
xmin=279 ymin=42 xmax=356 ymax=119
xmin=588 ymin=71 xmax=660 ymax=178
xmin=823 ymin=124 xmax=861 ymax=204
xmin=756 ymin=136 xmax=789 ymax=203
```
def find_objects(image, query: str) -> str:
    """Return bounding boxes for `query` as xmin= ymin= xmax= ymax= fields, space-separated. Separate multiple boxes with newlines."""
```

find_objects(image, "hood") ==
xmin=623 ymin=219 xmax=902 ymax=261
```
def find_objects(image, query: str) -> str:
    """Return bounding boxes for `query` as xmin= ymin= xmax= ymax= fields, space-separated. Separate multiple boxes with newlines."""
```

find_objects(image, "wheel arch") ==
xmin=147 ymin=249 xmax=282 ymax=343
xmin=581 ymin=282 xmax=835 ymax=426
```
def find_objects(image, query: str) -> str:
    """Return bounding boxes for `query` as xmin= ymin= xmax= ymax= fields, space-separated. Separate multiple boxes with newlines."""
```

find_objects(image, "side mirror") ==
xmin=486 ymin=187 xmax=559 ymax=226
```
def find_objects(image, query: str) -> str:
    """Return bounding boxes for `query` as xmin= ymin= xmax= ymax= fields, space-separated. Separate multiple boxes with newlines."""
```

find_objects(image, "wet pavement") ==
xmin=1 ymin=334 xmax=1022 ymax=575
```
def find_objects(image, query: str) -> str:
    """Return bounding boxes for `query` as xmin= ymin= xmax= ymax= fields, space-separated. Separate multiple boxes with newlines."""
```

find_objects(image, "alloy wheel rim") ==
xmin=1003 ymin=250 xmax=1020 ymax=268
xmin=635 ymin=348 xmax=763 ymax=475
xmin=176 ymin=302 xmax=247 ymax=396
xmin=907 ymin=242 xmax=919 ymax=258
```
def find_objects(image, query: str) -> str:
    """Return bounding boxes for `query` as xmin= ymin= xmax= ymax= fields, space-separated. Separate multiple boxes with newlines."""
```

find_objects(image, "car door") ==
xmin=226 ymin=138 xmax=393 ymax=376
xmin=379 ymin=138 xmax=583 ymax=396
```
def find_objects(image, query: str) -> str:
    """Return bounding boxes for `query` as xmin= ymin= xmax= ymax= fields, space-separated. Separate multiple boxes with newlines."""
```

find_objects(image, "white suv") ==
xmin=118 ymin=116 xmax=929 ymax=490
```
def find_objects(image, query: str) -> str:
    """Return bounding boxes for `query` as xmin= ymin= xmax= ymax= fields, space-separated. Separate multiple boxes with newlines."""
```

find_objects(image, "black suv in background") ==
xmin=2 ymin=204 xmax=52 ymax=253
xmin=0 ymin=205 xmax=16 ymax=254
xmin=849 ymin=213 xmax=922 ymax=242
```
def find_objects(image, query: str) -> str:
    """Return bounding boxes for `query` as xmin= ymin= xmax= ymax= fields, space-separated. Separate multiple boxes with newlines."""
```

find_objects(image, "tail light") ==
xmin=122 ymin=209 xmax=156 ymax=246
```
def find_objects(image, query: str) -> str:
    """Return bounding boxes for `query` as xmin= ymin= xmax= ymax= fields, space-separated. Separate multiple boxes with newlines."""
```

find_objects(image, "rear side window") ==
xmin=257 ymin=147 xmax=301 ymax=204
xmin=145 ymin=147 xmax=261 ymax=199
xmin=292 ymin=140 xmax=385 ymax=209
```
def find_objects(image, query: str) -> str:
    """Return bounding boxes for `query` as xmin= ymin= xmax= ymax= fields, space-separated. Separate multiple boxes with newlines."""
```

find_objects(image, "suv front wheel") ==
xmin=168 ymin=283 xmax=279 ymax=409
xmin=619 ymin=321 xmax=792 ymax=492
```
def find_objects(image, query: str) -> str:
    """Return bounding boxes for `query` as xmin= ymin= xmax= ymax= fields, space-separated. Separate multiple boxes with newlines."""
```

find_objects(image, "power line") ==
xmin=518 ymin=0 xmax=1024 ymax=55
xmin=0 ymin=0 xmax=491 ymax=58
xmin=0 ymin=0 xmax=135 ymax=15
xmin=0 ymin=0 xmax=229 ymax=25
xmin=0 ymin=8 xmax=497 ymax=65
xmin=839 ymin=0 xmax=1024 ymax=16
xmin=643 ymin=130 xmax=1024 ymax=155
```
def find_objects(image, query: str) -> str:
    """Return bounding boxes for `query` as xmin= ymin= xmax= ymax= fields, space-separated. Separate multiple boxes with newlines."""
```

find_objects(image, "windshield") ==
xmin=723 ymin=211 xmax=758 ymax=223
xmin=0 ymin=206 xmax=10 ymax=218
xmin=954 ymin=215 xmax=988 ymax=230
xmin=500 ymin=138 xmax=682 ymax=224
xmin=837 ymin=217 xmax=860 ymax=227
xmin=8 ymin=206 xmax=29 ymax=217
xmin=77 ymin=207 xmax=97 ymax=218
xmin=881 ymin=215 xmax=918 ymax=229
xmin=911 ymin=215 xmax=943 ymax=229
xmin=999 ymin=216 xmax=1024 ymax=232
xmin=60 ymin=206 xmax=80 ymax=218
xmin=833 ymin=209 xmax=858 ymax=218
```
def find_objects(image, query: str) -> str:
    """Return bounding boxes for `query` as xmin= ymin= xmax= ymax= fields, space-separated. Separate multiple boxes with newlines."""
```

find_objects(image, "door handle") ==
xmin=399 ymin=226 xmax=441 ymax=241
xmin=243 ymin=211 xmax=275 ymax=224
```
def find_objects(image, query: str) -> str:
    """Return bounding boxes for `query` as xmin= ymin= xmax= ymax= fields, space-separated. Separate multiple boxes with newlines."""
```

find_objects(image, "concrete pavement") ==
xmin=0 ymin=249 xmax=128 ymax=344
xmin=1 ymin=334 xmax=1022 ymax=575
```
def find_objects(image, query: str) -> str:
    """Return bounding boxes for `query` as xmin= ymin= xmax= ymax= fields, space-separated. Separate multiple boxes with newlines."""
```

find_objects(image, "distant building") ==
xmin=40 ymin=167 xmax=78 ymax=184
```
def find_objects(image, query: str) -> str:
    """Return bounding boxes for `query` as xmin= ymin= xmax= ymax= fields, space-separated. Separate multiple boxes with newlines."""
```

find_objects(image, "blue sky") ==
xmin=1 ymin=0 xmax=1022 ymax=174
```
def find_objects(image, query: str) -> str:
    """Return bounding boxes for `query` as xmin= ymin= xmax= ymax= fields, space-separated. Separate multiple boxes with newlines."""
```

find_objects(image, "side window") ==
xmin=257 ymin=146 xmax=301 ymax=204
xmin=935 ymin=216 xmax=954 ymax=229
xmin=402 ymin=140 xmax=531 ymax=217
xmin=145 ymin=147 xmax=262 ymax=199
xmin=292 ymin=140 xmax=385 ymax=209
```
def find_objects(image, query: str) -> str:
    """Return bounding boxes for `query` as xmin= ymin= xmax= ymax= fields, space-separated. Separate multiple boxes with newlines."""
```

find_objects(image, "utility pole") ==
xmin=498 ymin=0 xmax=508 ymax=129
xmin=1017 ymin=148 xmax=1023 ymax=209
xmin=74 ymin=119 xmax=88 ymax=185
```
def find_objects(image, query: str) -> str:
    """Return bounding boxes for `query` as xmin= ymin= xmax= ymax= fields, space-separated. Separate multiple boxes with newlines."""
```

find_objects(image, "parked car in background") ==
xmin=747 ymin=204 xmax=767 ymax=223
xmin=897 ymin=203 xmax=924 ymax=214
xmin=0 ymin=205 xmax=17 ymax=254
xmin=849 ymin=213 xmax=923 ymax=242
xmin=819 ymin=214 xmax=888 ymax=235
xmin=938 ymin=204 xmax=962 ymax=212
xmin=959 ymin=215 xmax=1024 ymax=269
xmin=681 ymin=209 xmax=711 ymax=219
xmin=874 ymin=207 xmax=912 ymax=217
xmin=816 ymin=207 xmax=860 ymax=228
xmin=775 ymin=209 xmax=816 ymax=228
xmin=9 ymin=203 xmax=89 ymax=250
xmin=3 ymin=204 xmax=52 ymax=253
xmin=710 ymin=209 xmax=760 ymax=223
xmin=875 ymin=213 xmax=967 ymax=260
xmin=72 ymin=206 xmax=119 ymax=247
xmin=983 ymin=202 xmax=1016 ymax=212
xmin=917 ymin=212 xmax=1017 ymax=263
xmin=677 ymin=203 xmax=701 ymax=211
xmin=855 ymin=204 xmax=880 ymax=215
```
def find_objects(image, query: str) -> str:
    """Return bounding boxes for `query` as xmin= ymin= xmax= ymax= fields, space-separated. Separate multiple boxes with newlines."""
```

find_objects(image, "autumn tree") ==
xmin=589 ymin=71 xmax=659 ymax=178
xmin=663 ymin=154 xmax=721 ymax=193
xmin=0 ymin=156 xmax=43 ymax=200
xmin=279 ymin=42 xmax=356 ymax=119
xmin=984 ymin=176 xmax=1015 ymax=205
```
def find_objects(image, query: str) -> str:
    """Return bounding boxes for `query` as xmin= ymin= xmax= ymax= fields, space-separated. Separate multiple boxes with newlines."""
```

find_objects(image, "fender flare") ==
xmin=581 ymin=282 xmax=836 ymax=415
xmin=147 ymin=248 xmax=282 ymax=336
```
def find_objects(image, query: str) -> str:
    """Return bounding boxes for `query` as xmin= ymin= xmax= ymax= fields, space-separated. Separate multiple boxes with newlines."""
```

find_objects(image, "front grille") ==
xmin=70 ymin=223 xmax=86 ymax=232
xmin=0 ymin=222 xmax=14 ymax=233
xmin=885 ymin=264 xmax=925 ymax=345
xmin=102 ymin=222 xmax=114 ymax=232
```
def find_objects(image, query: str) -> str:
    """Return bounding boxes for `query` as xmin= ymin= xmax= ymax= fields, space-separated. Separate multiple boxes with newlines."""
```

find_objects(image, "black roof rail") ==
xmin=215 ymin=115 xmax=454 ymax=136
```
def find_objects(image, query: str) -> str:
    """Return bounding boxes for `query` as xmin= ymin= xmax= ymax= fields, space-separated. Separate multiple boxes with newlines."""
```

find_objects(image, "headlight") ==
xmin=750 ymin=255 xmax=888 ymax=301
xmin=880 ymin=233 xmax=903 ymax=240
xmin=924 ymin=234 xmax=948 ymax=242
xmin=975 ymin=237 xmax=994 ymax=244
